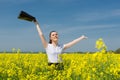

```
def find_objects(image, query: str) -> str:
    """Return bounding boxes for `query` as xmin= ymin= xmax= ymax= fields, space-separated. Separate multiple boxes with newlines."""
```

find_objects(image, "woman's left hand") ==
xmin=81 ymin=35 xmax=88 ymax=39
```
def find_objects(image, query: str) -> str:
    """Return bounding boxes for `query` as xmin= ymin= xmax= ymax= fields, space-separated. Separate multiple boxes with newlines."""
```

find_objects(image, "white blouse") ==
xmin=45 ymin=44 xmax=64 ymax=63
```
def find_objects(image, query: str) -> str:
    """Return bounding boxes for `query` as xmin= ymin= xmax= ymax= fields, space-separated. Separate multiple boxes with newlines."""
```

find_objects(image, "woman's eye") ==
xmin=52 ymin=34 xmax=58 ymax=36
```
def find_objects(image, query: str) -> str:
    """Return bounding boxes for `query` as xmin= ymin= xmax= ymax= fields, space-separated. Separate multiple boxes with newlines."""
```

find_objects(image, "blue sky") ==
xmin=0 ymin=0 xmax=120 ymax=52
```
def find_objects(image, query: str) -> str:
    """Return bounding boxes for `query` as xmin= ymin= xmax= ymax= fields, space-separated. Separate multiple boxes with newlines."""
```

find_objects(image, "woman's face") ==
xmin=50 ymin=32 xmax=58 ymax=43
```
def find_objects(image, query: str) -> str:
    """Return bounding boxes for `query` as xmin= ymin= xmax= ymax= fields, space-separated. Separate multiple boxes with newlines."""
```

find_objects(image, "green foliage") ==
xmin=0 ymin=53 xmax=120 ymax=80
xmin=115 ymin=48 xmax=120 ymax=53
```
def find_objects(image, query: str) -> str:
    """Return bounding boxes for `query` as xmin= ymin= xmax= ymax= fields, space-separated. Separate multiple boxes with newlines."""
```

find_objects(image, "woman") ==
xmin=34 ymin=19 xmax=87 ymax=69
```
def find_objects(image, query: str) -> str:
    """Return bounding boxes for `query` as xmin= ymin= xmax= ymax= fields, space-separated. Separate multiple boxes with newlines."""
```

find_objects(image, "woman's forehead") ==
xmin=51 ymin=32 xmax=58 ymax=34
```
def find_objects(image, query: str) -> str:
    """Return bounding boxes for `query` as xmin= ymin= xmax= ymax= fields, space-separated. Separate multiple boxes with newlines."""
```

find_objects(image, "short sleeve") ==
xmin=59 ymin=44 xmax=65 ymax=53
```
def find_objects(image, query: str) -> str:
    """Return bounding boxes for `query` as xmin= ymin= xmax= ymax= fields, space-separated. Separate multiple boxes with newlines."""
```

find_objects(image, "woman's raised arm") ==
xmin=33 ymin=20 xmax=48 ymax=48
xmin=64 ymin=35 xmax=87 ymax=50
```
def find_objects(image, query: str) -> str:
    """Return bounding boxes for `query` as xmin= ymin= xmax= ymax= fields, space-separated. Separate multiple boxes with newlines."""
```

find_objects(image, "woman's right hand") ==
xmin=33 ymin=19 xmax=39 ymax=25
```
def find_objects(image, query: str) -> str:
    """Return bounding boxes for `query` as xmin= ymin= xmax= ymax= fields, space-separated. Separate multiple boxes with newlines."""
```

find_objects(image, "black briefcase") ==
xmin=18 ymin=11 xmax=36 ymax=22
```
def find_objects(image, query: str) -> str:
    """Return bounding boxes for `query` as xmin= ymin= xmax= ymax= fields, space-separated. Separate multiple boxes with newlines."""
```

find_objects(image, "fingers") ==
xmin=33 ymin=19 xmax=39 ymax=25
xmin=84 ymin=36 xmax=88 ymax=39
xmin=81 ymin=35 xmax=88 ymax=39
xmin=33 ymin=18 xmax=37 ymax=22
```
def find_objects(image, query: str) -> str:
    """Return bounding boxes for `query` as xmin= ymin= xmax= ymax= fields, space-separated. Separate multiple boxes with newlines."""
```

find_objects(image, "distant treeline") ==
xmin=0 ymin=51 xmax=120 ymax=54
xmin=0 ymin=48 xmax=120 ymax=54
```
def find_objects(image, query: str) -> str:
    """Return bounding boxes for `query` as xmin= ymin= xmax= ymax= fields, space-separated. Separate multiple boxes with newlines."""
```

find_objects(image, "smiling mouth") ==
xmin=54 ymin=37 xmax=58 ymax=39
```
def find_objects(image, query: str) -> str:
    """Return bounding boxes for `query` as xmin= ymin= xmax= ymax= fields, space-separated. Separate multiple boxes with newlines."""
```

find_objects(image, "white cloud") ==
xmin=80 ymin=24 xmax=119 ymax=30
xmin=55 ymin=24 xmax=120 ymax=36
xmin=111 ymin=9 xmax=120 ymax=16
xmin=75 ymin=9 xmax=120 ymax=22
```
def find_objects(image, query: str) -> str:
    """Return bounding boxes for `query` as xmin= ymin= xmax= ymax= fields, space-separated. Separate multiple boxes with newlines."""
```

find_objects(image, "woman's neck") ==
xmin=52 ymin=41 xmax=58 ymax=47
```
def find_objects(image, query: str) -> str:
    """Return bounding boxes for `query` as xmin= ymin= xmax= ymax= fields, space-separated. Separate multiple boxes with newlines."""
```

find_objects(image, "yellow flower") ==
xmin=92 ymin=68 xmax=96 ymax=72
xmin=95 ymin=38 xmax=107 ymax=53
xmin=100 ymin=72 xmax=104 ymax=76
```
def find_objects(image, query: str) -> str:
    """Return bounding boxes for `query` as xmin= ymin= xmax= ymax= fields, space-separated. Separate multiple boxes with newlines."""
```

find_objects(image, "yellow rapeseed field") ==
xmin=0 ymin=38 xmax=120 ymax=80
